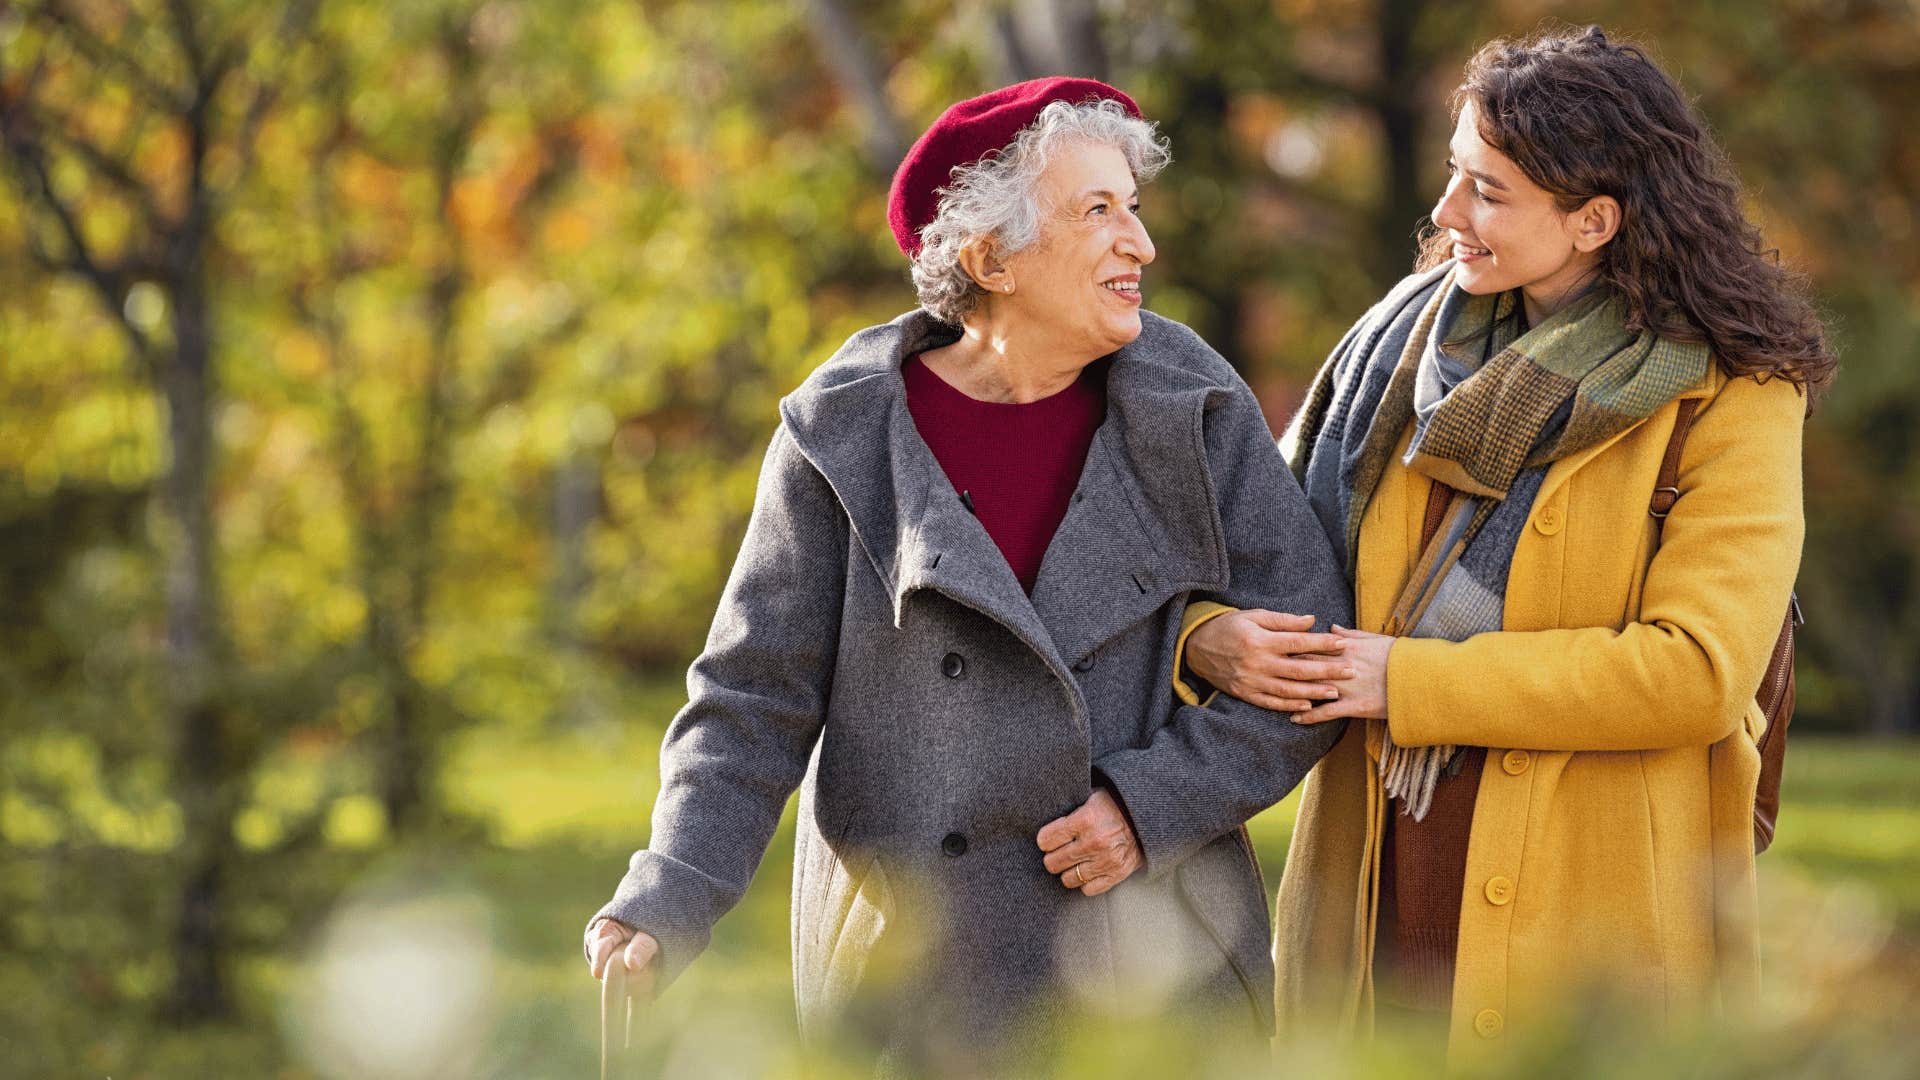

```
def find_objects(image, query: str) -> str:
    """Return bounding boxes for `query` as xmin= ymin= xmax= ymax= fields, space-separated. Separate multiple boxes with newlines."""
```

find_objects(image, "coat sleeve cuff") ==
xmin=1092 ymin=749 xmax=1202 ymax=877
xmin=1384 ymin=635 xmax=1449 ymax=747
xmin=1093 ymin=700 xmax=1344 ymax=879
xmin=581 ymin=849 xmax=731 ymax=990
xmin=1172 ymin=601 xmax=1236 ymax=707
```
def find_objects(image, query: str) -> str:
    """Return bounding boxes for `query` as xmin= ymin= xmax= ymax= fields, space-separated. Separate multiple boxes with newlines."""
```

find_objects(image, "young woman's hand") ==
xmin=1293 ymin=625 xmax=1393 ymax=724
xmin=1185 ymin=609 xmax=1351 ymax=713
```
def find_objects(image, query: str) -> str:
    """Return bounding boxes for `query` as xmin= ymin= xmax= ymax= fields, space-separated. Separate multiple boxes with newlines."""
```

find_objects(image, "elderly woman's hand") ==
xmin=1186 ymin=609 xmax=1352 ymax=713
xmin=1037 ymin=788 xmax=1142 ymax=896
xmin=586 ymin=917 xmax=659 ymax=994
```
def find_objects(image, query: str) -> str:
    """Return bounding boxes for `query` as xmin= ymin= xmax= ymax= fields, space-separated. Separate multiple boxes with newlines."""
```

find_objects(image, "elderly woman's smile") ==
xmin=1101 ymin=273 xmax=1142 ymax=303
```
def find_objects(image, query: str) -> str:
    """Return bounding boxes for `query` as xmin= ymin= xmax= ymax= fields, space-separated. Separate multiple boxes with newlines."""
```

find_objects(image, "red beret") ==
xmin=887 ymin=77 xmax=1143 ymax=258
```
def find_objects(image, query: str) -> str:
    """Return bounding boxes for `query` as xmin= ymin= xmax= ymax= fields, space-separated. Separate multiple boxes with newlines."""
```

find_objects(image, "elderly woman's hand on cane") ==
xmin=587 ymin=916 xmax=658 ymax=987
xmin=587 ymin=918 xmax=657 ymax=1078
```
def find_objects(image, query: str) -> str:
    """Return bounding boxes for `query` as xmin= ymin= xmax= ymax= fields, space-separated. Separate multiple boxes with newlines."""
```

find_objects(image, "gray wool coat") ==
xmin=587 ymin=308 xmax=1352 ymax=1057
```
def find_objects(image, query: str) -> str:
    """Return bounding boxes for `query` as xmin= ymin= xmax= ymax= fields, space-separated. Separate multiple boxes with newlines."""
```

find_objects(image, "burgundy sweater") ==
xmin=901 ymin=354 xmax=1108 ymax=593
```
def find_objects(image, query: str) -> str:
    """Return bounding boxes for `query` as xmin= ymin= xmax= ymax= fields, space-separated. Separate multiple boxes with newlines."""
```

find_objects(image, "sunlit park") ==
xmin=3 ymin=1 xmax=1918 ymax=1077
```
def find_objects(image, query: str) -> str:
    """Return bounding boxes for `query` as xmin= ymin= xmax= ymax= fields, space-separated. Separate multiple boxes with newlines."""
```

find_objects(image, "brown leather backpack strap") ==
xmin=1648 ymin=395 xmax=1801 ymax=855
xmin=1650 ymin=398 xmax=1702 ymax=526
xmin=1420 ymin=480 xmax=1456 ymax=553
xmin=1751 ymin=602 xmax=1797 ymax=854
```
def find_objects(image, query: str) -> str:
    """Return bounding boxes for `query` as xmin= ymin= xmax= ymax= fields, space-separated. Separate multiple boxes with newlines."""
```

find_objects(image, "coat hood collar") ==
xmin=778 ymin=308 xmax=1234 ymax=664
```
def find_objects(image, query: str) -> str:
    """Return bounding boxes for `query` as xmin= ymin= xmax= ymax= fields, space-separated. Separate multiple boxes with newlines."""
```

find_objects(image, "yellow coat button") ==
xmin=1533 ymin=505 xmax=1563 ymax=535
xmin=1474 ymin=1009 xmax=1504 ymax=1038
xmin=1501 ymin=750 xmax=1532 ymax=775
xmin=1485 ymin=876 xmax=1515 ymax=905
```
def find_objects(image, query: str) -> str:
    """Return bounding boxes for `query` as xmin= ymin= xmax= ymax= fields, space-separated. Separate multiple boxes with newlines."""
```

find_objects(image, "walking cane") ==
xmin=600 ymin=959 xmax=639 ymax=1080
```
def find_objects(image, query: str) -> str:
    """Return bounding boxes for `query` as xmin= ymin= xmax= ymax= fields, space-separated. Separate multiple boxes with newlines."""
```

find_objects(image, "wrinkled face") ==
xmin=999 ymin=140 xmax=1156 ymax=357
xmin=1433 ymin=100 xmax=1598 ymax=310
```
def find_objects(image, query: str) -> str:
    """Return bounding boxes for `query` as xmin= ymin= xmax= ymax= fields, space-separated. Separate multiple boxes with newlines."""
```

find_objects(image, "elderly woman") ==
xmin=582 ymin=78 xmax=1351 ymax=1069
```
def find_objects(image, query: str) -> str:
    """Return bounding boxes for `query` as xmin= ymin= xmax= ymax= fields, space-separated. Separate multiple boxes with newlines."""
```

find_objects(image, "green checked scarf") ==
xmin=1285 ymin=263 xmax=1709 ymax=818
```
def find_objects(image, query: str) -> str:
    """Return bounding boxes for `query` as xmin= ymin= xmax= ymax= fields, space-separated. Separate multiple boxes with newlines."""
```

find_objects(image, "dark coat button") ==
xmin=1073 ymin=653 xmax=1096 ymax=672
xmin=941 ymin=832 xmax=968 ymax=857
xmin=941 ymin=652 xmax=965 ymax=678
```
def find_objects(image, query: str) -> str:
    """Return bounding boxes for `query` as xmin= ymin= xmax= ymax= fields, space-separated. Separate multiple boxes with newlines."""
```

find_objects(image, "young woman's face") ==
xmin=1432 ymin=100 xmax=1602 ymax=315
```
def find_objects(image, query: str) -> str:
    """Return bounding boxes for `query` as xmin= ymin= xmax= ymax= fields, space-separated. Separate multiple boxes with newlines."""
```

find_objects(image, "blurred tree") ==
xmin=296 ymin=3 xmax=489 ymax=836
xmin=1 ymin=0 xmax=319 ymax=1022
xmin=275 ymin=0 xmax=606 ymax=825
xmin=1592 ymin=0 xmax=1920 ymax=733
xmin=803 ymin=0 xmax=909 ymax=171
xmin=984 ymin=0 xmax=1111 ymax=84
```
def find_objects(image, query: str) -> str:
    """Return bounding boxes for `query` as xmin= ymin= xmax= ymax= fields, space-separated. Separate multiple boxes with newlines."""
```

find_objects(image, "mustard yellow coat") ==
xmin=1183 ymin=366 xmax=1804 ymax=1061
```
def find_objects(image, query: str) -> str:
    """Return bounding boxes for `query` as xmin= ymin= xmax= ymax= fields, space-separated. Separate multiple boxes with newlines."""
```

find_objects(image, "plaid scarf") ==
xmin=1284 ymin=263 xmax=1709 ymax=818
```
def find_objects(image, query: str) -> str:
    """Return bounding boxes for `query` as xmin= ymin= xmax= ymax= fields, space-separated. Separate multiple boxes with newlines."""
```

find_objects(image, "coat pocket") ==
xmin=797 ymin=848 xmax=896 ymax=1040
xmin=1173 ymin=834 xmax=1276 ymax=1034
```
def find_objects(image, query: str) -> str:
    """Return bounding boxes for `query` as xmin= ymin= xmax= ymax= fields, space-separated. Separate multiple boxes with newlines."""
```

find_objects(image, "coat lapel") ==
xmin=1029 ymin=353 xmax=1229 ymax=665
xmin=779 ymin=310 xmax=1075 ymax=694
xmin=780 ymin=309 xmax=1234 ymax=691
xmin=895 ymin=475 xmax=1084 ymax=667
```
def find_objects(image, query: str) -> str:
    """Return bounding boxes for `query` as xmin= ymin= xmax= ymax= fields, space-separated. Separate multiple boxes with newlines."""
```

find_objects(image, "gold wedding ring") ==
xmin=1068 ymin=865 xmax=1083 ymax=888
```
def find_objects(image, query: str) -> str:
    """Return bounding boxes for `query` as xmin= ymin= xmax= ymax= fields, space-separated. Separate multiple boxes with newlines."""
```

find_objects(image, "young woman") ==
xmin=1177 ymin=25 xmax=1834 ymax=1061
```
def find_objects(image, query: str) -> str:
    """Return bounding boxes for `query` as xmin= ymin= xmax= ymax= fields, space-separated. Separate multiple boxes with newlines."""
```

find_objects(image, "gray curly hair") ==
xmin=910 ymin=98 xmax=1170 ymax=325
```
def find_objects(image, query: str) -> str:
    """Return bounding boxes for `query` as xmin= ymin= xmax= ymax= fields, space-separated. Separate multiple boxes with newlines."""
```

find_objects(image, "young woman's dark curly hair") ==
xmin=1417 ymin=25 xmax=1836 ymax=400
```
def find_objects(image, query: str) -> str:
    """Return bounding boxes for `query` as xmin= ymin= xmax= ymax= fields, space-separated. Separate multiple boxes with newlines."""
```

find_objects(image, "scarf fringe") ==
xmin=1380 ymin=733 xmax=1455 ymax=821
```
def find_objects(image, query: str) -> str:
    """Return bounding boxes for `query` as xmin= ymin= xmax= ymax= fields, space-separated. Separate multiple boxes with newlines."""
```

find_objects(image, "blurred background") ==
xmin=2 ymin=0 xmax=1916 ymax=1076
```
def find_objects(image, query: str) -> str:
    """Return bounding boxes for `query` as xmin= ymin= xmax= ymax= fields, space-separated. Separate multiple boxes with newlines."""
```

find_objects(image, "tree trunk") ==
xmin=160 ymin=240 xmax=234 ymax=1023
xmin=988 ymin=0 xmax=1109 ymax=84
xmin=1046 ymin=0 xmax=1109 ymax=82
xmin=802 ymin=0 xmax=906 ymax=172
xmin=1372 ymin=0 xmax=1429 ymax=288
xmin=1866 ymin=652 xmax=1916 ymax=736
xmin=373 ymin=605 xmax=428 ymax=835
xmin=380 ymin=16 xmax=477 ymax=834
xmin=550 ymin=451 xmax=599 ymax=644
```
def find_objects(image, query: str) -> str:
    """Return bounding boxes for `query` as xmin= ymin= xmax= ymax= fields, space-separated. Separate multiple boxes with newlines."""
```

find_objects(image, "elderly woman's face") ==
xmin=1000 ymin=140 xmax=1155 ymax=357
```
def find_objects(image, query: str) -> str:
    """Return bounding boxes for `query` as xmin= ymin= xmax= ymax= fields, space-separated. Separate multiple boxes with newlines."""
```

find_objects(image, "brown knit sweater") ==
xmin=1374 ymin=480 xmax=1481 ymax=1014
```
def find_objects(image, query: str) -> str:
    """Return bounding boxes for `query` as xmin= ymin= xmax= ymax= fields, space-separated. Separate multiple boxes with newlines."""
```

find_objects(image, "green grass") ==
xmin=5 ymin=722 xmax=1917 ymax=1078
xmin=1763 ymin=739 xmax=1920 ymax=926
